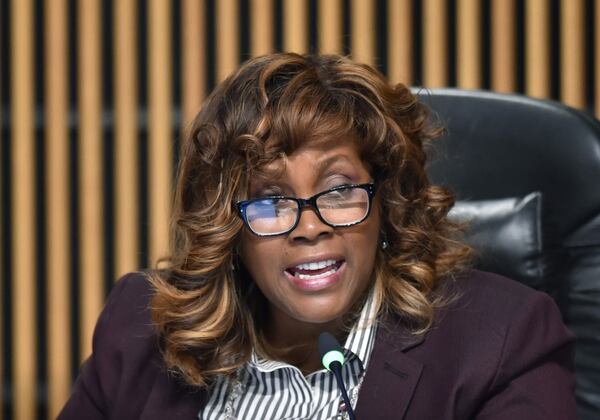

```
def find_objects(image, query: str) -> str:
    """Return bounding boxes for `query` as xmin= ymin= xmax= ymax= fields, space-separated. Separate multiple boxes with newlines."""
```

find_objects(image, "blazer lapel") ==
xmin=354 ymin=320 xmax=425 ymax=419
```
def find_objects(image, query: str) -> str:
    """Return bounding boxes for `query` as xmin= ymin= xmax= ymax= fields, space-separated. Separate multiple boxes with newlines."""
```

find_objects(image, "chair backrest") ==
xmin=417 ymin=88 xmax=600 ymax=420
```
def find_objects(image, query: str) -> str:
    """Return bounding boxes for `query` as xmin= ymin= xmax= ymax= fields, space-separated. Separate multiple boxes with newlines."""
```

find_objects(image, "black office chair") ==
xmin=417 ymin=88 xmax=600 ymax=419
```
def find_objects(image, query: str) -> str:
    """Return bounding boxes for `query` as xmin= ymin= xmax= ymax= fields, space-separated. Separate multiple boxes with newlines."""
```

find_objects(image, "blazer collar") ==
xmin=354 ymin=317 xmax=426 ymax=419
xmin=142 ymin=317 xmax=426 ymax=419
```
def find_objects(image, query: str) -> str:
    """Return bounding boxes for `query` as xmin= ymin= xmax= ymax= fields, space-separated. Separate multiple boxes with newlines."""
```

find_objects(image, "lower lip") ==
xmin=285 ymin=262 xmax=346 ymax=292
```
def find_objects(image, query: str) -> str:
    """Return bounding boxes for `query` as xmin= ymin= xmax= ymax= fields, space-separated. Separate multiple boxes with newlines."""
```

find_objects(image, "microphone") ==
xmin=318 ymin=332 xmax=357 ymax=420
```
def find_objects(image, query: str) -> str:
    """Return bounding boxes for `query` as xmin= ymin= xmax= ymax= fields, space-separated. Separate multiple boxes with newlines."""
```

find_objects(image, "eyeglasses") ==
xmin=236 ymin=183 xmax=376 ymax=237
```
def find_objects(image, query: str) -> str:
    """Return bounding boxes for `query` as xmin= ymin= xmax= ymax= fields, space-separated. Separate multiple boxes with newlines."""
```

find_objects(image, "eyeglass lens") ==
xmin=245 ymin=186 xmax=370 ymax=235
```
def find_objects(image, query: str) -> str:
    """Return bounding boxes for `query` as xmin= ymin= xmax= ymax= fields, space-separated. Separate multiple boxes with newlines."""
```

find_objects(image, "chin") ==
xmin=288 ymin=300 xmax=350 ymax=325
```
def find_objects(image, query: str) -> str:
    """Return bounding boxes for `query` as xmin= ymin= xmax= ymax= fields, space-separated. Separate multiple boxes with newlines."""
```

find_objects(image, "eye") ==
xmin=326 ymin=186 xmax=354 ymax=199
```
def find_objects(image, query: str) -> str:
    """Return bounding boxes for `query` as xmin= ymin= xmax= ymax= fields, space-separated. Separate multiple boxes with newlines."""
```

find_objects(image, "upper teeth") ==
xmin=295 ymin=259 xmax=337 ymax=270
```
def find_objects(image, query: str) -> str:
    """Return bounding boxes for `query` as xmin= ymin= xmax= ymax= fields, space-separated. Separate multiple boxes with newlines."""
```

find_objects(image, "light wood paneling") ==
xmin=491 ymin=0 xmax=516 ymax=92
xmin=216 ymin=0 xmax=239 ymax=82
xmin=284 ymin=0 xmax=307 ymax=53
xmin=4 ymin=0 xmax=600 ymax=417
xmin=560 ymin=0 xmax=585 ymax=108
xmin=182 ymin=0 xmax=206 ymax=125
xmin=10 ymin=0 xmax=37 ymax=418
xmin=78 ymin=0 xmax=104 ymax=361
xmin=251 ymin=0 xmax=274 ymax=57
xmin=388 ymin=0 xmax=413 ymax=85
xmin=457 ymin=0 xmax=481 ymax=88
xmin=318 ymin=0 xmax=342 ymax=54
xmin=45 ymin=0 xmax=71 ymax=416
xmin=526 ymin=0 xmax=550 ymax=98
xmin=351 ymin=0 xmax=375 ymax=66
xmin=423 ymin=0 xmax=448 ymax=87
xmin=148 ymin=0 xmax=173 ymax=267
xmin=115 ymin=0 xmax=139 ymax=278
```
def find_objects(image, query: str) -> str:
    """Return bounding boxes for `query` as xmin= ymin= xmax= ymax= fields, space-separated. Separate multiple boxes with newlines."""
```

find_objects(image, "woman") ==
xmin=59 ymin=53 xmax=576 ymax=419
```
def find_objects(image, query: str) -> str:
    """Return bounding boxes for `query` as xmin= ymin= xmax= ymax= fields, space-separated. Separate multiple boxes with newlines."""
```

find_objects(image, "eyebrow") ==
xmin=252 ymin=153 xmax=354 ymax=183
xmin=315 ymin=154 xmax=353 ymax=173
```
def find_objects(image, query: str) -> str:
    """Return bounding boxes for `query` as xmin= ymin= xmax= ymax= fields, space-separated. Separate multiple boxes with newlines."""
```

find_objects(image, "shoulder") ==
xmin=441 ymin=269 xmax=563 ymax=329
xmin=93 ymin=271 xmax=157 ymax=357
xmin=415 ymin=269 xmax=576 ymax=418
xmin=432 ymin=269 xmax=574 ymax=357
xmin=59 ymin=271 xmax=164 ymax=418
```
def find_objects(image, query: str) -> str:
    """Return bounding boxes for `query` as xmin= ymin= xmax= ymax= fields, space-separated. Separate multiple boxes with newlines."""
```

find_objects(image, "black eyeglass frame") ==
xmin=235 ymin=182 xmax=376 ymax=237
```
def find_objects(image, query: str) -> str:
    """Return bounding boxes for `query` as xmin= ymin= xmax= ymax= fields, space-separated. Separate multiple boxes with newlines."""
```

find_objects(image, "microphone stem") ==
xmin=332 ymin=367 xmax=356 ymax=420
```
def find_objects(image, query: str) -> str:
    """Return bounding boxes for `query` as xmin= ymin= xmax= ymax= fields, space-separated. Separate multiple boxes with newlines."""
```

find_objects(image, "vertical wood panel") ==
xmin=148 ymin=0 xmax=173 ymax=267
xmin=525 ymin=0 xmax=550 ymax=98
xmin=388 ymin=0 xmax=412 ymax=85
xmin=596 ymin=0 xmax=600 ymax=118
xmin=115 ymin=0 xmax=139 ymax=278
xmin=560 ymin=0 xmax=585 ymax=108
xmin=491 ymin=0 xmax=516 ymax=92
xmin=216 ymin=0 xmax=239 ymax=82
xmin=78 ymin=0 xmax=104 ymax=361
xmin=423 ymin=0 xmax=448 ymax=87
xmin=251 ymin=0 xmax=274 ymax=56
xmin=318 ymin=0 xmax=342 ymax=54
xmin=182 ymin=0 xmax=206 ymax=125
xmin=457 ymin=0 xmax=481 ymax=88
xmin=10 ymin=0 xmax=37 ymax=418
xmin=351 ymin=0 xmax=375 ymax=66
xmin=45 ymin=0 xmax=71 ymax=415
xmin=283 ymin=0 xmax=307 ymax=53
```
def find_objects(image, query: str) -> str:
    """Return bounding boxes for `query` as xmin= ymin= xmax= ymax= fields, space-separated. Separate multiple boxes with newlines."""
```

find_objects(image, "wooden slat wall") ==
xmin=182 ymin=0 xmax=207 ymax=127
xmin=491 ymin=0 xmax=516 ymax=92
xmin=114 ymin=0 xmax=139 ymax=279
xmin=526 ymin=0 xmax=551 ymax=98
xmin=388 ymin=0 xmax=413 ymax=85
xmin=457 ymin=0 xmax=481 ymax=89
xmin=284 ymin=0 xmax=307 ymax=53
xmin=216 ymin=0 xmax=239 ymax=82
xmin=44 ymin=0 xmax=70 ymax=417
xmin=148 ymin=0 xmax=173 ymax=268
xmin=77 ymin=0 xmax=104 ymax=363
xmin=423 ymin=0 xmax=448 ymax=87
xmin=1 ymin=1 xmax=599 ymax=418
xmin=560 ymin=0 xmax=585 ymax=109
xmin=352 ymin=0 xmax=375 ymax=66
xmin=251 ymin=0 xmax=274 ymax=57
xmin=10 ymin=1 xmax=36 ymax=419
xmin=319 ymin=0 xmax=342 ymax=54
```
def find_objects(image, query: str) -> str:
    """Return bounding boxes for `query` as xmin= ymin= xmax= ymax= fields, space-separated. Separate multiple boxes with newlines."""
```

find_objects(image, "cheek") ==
xmin=240 ymin=232 xmax=284 ymax=285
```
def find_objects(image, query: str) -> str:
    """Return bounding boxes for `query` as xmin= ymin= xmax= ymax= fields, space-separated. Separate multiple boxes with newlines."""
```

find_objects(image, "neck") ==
xmin=262 ymin=310 xmax=347 ymax=375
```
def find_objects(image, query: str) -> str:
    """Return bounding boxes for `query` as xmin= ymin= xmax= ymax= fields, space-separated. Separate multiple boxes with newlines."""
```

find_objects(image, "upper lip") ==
xmin=285 ymin=254 xmax=345 ymax=271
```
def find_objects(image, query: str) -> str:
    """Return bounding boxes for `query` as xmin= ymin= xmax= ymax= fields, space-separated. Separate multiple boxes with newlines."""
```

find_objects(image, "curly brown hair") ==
xmin=147 ymin=53 xmax=471 ymax=387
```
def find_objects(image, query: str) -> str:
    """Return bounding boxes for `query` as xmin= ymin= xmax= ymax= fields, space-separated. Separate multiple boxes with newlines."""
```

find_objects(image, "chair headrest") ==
xmin=450 ymin=192 xmax=563 ymax=292
xmin=417 ymin=88 xmax=600 ymax=239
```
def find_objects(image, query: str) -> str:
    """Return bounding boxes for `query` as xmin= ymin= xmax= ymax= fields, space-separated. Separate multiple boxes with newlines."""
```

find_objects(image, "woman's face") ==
xmin=240 ymin=139 xmax=381 ymax=331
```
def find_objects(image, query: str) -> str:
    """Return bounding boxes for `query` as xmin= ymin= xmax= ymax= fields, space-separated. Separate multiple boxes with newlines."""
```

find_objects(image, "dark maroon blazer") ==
xmin=58 ymin=270 xmax=576 ymax=419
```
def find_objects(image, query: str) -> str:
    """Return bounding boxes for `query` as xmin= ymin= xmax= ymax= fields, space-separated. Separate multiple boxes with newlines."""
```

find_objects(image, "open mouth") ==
xmin=286 ymin=259 xmax=344 ymax=280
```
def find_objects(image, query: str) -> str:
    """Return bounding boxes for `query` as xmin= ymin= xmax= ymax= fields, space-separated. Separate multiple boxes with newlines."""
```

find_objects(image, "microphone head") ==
xmin=318 ymin=332 xmax=345 ymax=371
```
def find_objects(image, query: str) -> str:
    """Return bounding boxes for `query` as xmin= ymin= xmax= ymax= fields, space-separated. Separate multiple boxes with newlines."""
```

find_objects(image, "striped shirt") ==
xmin=199 ymin=290 xmax=379 ymax=419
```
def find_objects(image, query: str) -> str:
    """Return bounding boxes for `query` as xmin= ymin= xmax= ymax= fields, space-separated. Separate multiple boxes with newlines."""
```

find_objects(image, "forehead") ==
xmin=252 ymin=139 xmax=369 ymax=180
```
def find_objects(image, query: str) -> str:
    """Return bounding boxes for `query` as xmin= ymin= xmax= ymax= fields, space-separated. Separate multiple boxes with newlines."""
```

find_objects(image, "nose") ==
xmin=289 ymin=207 xmax=333 ymax=242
